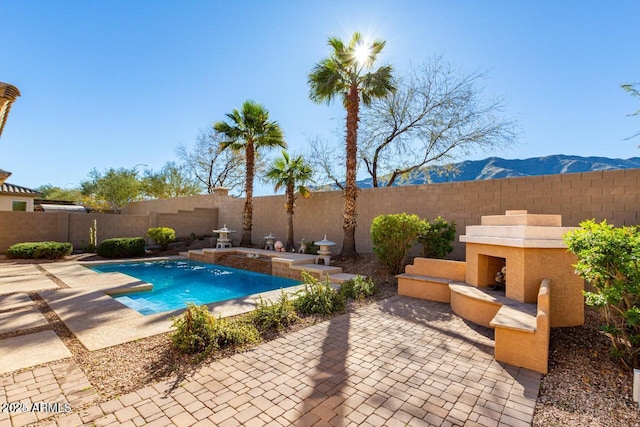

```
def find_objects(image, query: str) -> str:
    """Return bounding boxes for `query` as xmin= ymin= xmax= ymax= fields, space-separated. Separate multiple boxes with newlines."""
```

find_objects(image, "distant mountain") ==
xmin=417 ymin=155 xmax=640 ymax=184
xmin=318 ymin=155 xmax=640 ymax=189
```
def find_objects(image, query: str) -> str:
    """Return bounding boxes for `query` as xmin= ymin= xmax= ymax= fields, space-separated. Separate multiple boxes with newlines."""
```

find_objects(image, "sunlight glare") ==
xmin=354 ymin=42 xmax=371 ymax=66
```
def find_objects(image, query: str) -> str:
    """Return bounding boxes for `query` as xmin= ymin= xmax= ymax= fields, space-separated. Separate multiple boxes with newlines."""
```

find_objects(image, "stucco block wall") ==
xmin=156 ymin=208 xmax=218 ymax=240
xmin=0 ymin=212 xmax=59 ymax=249
xmin=121 ymin=194 xmax=218 ymax=215
xmin=119 ymin=168 xmax=639 ymax=257
xmin=0 ymin=208 xmax=217 ymax=252
xmin=1 ymin=169 xmax=638 ymax=254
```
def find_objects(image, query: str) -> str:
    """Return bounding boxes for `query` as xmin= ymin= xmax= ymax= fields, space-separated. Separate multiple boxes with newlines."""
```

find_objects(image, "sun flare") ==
xmin=354 ymin=43 xmax=371 ymax=66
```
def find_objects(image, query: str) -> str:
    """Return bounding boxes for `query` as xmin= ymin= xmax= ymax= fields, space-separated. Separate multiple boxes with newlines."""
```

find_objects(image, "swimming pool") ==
xmin=90 ymin=259 xmax=300 ymax=315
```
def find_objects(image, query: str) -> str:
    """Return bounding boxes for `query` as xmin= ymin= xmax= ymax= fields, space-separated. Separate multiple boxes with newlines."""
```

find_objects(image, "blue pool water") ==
xmin=91 ymin=260 xmax=300 ymax=315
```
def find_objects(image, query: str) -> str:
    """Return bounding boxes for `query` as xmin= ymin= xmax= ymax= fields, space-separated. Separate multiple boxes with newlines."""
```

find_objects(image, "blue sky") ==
xmin=1 ymin=0 xmax=639 ymax=195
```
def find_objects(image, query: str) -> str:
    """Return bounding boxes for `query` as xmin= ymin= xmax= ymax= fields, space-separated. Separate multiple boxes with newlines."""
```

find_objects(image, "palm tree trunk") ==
xmin=285 ymin=182 xmax=295 ymax=250
xmin=341 ymin=84 xmax=360 ymax=257
xmin=241 ymin=141 xmax=255 ymax=246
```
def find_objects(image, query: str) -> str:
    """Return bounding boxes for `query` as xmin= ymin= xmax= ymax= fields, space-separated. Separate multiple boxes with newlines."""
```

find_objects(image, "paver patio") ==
xmin=15 ymin=295 xmax=538 ymax=427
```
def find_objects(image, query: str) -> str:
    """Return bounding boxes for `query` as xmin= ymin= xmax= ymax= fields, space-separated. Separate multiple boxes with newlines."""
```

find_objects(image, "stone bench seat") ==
xmin=398 ymin=273 xmax=451 ymax=285
xmin=448 ymin=283 xmax=537 ymax=331
xmin=397 ymin=274 xmax=465 ymax=303
xmin=490 ymin=305 xmax=536 ymax=333
xmin=449 ymin=280 xmax=549 ymax=372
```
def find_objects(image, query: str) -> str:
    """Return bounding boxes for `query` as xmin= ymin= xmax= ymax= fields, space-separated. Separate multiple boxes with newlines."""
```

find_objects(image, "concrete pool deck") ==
xmin=1 ymin=257 xmax=309 ymax=353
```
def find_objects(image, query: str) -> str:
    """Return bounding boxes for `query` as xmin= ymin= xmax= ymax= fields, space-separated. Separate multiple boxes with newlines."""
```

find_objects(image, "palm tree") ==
xmin=265 ymin=150 xmax=314 ymax=250
xmin=215 ymin=100 xmax=286 ymax=246
xmin=308 ymin=32 xmax=395 ymax=257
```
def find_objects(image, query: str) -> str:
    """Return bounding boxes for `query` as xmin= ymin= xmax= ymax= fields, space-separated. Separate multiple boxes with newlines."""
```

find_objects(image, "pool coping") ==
xmin=38 ymin=256 xmax=307 ymax=351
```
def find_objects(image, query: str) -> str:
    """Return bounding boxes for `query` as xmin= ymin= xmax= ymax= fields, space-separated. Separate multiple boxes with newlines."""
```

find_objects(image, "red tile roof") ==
xmin=0 ymin=182 xmax=41 ymax=196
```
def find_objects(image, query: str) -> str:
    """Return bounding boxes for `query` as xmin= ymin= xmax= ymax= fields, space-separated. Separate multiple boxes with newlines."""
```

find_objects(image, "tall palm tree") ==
xmin=308 ymin=32 xmax=395 ymax=257
xmin=265 ymin=150 xmax=314 ymax=250
xmin=215 ymin=100 xmax=286 ymax=246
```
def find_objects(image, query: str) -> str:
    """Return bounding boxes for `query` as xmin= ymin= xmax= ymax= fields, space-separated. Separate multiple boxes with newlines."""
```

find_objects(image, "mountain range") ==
xmin=328 ymin=155 xmax=640 ymax=189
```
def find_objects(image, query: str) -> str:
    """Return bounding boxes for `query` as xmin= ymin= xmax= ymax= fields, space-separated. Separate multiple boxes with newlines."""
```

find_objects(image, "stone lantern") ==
xmin=264 ymin=233 xmax=277 ymax=251
xmin=213 ymin=224 xmax=235 ymax=248
xmin=315 ymin=235 xmax=335 ymax=265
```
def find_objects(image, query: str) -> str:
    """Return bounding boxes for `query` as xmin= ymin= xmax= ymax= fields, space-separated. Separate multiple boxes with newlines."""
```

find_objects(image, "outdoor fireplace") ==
xmin=460 ymin=210 xmax=583 ymax=327
xmin=478 ymin=255 xmax=506 ymax=291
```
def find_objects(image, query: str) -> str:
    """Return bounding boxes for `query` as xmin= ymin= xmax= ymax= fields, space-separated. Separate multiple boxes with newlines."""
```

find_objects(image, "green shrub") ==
xmin=293 ymin=271 xmax=345 ymax=315
xmin=147 ymin=227 xmax=176 ymax=251
xmin=171 ymin=303 xmax=218 ymax=353
xmin=304 ymin=241 xmax=320 ymax=255
xmin=253 ymin=291 xmax=299 ymax=331
xmin=340 ymin=275 xmax=378 ymax=301
xmin=6 ymin=241 xmax=73 ymax=259
xmin=172 ymin=303 xmax=260 ymax=354
xmin=418 ymin=216 xmax=456 ymax=259
xmin=96 ymin=237 xmax=146 ymax=258
xmin=371 ymin=213 xmax=424 ymax=274
xmin=564 ymin=220 xmax=640 ymax=369
xmin=213 ymin=317 xmax=260 ymax=348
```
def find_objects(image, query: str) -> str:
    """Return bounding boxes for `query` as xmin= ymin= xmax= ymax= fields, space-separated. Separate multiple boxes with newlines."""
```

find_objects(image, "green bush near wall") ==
xmin=6 ymin=241 xmax=73 ymax=259
xmin=147 ymin=227 xmax=176 ymax=251
xmin=418 ymin=216 xmax=456 ymax=259
xmin=371 ymin=213 xmax=424 ymax=275
xmin=96 ymin=237 xmax=146 ymax=258
xmin=564 ymin=220 xmax=640 ymax=369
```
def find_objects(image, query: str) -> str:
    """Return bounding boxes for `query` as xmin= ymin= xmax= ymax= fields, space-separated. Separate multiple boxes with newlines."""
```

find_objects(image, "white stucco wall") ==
xmin=0 ymin=195 xmax=35 ymax=211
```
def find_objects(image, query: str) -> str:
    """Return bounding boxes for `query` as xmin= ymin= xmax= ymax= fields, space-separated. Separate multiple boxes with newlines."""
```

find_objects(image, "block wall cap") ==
xmin=480 ymin=213 xmax=562 ymax=227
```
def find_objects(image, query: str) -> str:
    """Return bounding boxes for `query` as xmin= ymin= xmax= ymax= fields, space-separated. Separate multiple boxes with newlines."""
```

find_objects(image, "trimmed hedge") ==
xmin=6 ymin=241 xmax=73 ymax=259
xmin=96 ymin=237 xmax=146 ymax=258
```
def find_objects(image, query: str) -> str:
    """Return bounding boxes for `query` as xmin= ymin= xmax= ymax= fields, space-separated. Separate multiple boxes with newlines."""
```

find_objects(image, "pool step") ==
xmin=326 ymin=273 xmax=364 ymax=283
xmin=290 ymin=263 xmax=343 ymax=280
xmin=184 ymin=248 xmax=368 ymax=283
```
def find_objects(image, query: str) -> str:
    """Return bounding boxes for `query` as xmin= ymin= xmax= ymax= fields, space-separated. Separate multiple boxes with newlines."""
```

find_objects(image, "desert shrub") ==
xmin=418 ymin=216 xmax=456 ymax=259
xmin=293 ymin=271 xmax=345 ymax=315
xmin=96 ymin=237 xmax=145 ymax=258
xmin=564 ymin=220 xmax=640 ymax=369
xmin=303 ymin=241 xmax=320 ymax=255
xmin=86 ymin=219 xmax=98 ymax=253
xmin=340 ymin=275 xmax=378 ymax=301
xmin=172 ymin=303 xmax=260 ymax=354
xmin=213 ymin=317 xmax=260 ymax=348
xmin=172 ymin=303 xmax=218 ymax=353
xmin=253 ymin=291 xmax=299 ymax=331
xmin=371 ymin=213 xmax=424 ymax=274
xmin=6 ymin=241 xmax=73 ymax=259
xmin=147 ymin=227 xmax=176 ymax=251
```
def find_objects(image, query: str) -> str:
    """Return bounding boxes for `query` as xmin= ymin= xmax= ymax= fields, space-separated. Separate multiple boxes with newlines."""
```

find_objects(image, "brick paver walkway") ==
xmin=4 ymin=296 xmax=540 ymax=426
xmin=0 ymin=362 xmax=99 ymax=427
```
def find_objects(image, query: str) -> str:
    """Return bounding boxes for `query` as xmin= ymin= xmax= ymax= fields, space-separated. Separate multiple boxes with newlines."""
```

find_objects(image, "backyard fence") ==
xmin=0 ymin=169 xmax=638 ymax=259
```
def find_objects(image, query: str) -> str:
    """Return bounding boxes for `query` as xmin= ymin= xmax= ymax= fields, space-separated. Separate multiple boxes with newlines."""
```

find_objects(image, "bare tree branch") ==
xmin=359 ymin=57 xmax=518 ymax=187
xmin=176 ymin=128 xmax=246 ymax=195
xmin=305 ymin=136 xmax=345 ymax=190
